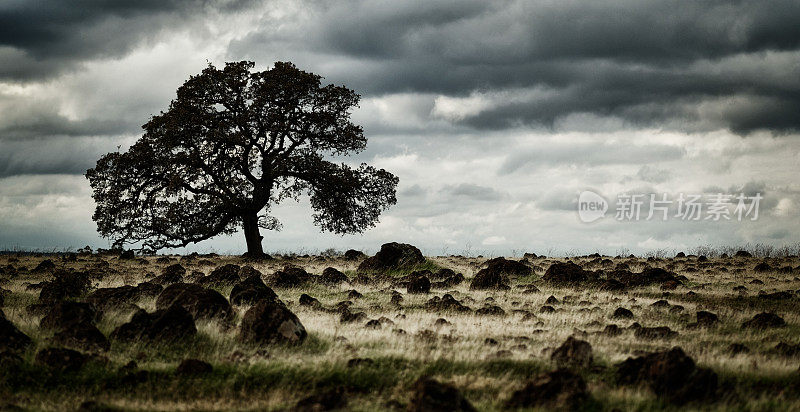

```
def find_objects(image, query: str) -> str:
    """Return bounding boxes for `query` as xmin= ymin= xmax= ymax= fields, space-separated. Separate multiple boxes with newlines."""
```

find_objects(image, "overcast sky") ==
xmin=1 ymin=0 xmax=799 ymax=256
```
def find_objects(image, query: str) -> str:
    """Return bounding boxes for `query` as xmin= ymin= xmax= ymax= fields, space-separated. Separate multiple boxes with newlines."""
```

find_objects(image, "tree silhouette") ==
xmin=86 ymin=61 xmax=398 ymax=256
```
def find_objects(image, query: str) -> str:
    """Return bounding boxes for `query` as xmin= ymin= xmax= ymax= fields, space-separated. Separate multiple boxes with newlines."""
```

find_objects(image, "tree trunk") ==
xmin=242 ymin=212 xmax=264 ymax=256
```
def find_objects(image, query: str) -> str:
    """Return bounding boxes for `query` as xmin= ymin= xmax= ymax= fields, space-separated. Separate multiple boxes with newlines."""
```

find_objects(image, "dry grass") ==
xmin=1 ymin=251 xmax=800 ymax=410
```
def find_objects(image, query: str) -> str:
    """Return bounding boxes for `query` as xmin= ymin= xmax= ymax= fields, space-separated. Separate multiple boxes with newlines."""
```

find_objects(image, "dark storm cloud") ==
xmin=231 ymin=0 xmax=800 ymax=134
xmin=0 ymin=0 xmax=253 ymax=80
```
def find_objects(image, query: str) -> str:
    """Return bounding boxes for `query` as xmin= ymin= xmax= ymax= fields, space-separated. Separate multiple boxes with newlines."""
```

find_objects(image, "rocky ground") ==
xmin=1 ymin=243 xmax=800 ymax=411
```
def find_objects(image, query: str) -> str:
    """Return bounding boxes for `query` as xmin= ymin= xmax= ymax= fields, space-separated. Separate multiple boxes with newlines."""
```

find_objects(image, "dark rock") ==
xmin=407 ymin=276 xmax=431 ymax=294
xmin=542 ymin=262 xmax=589 ymax=285
xmin=40 ymin=301 xmax=98 ymax=330
xmin=506 ymin=369 xmax=588 ymax=409
xmin=773 ymin=342 xmax=800 ymax=357
xmin=0 ymin=309 xmax=32 ymax=353
xmin=295 ymin=387 xmax=348 ymax=412
xmin=425 ymin=294 xmax=472 ymax=313
xmin=39 ymin=270 xmax=91 ymax=302
xmin=469 ymin=267 xmax=510 ymax=290
xmin=267 ymin=267 xmax=304 ymax=288
xmin=197 ymin=264 xmax=242 ymax=287
xmin=727 ymin=343 xmax=749 ymax=355
xmin=365 ymin=319 xmax=382 ymax=329
xmin=742 ymin=312 xmax=786 ymax=329
xmin=239 ymin=299 xmax=307 ymax=344
xmin=35 ymin=347 xmax=88 ymax=372
xmin=482 ymin=257 xmax=531 ymax=278
xmin=635 ymin=326 xmax=678 ymax=340
xmin=320 ymin=267 xmax=349 ymax=285
xmin=86 ymin=284 xmax=162 ymax=311
xmin=347 ymin=289 xmax=363 ymax=299
xmin=357 ymin=242 xmax=425 ymax=272
xmin=759 ymin=290 xmax=794 ymax=300
xmin=651 ymin=299 xmax=670 ymax=308
xmin=156 ymin=283 xmax=233 ymax=321
xmin=344 ymin=249 xmax=366 ymax=260
xmin=408 ymin=377 xmax=476 ymax=412
xmin=119 ymin=250 xmax=135 ymax=260
xmin=34 ymin=259 xmax=56 ymax=272
xmin=52 ymin=322 xmax=110 ymax=352
xmin=754 ymin=262 xmax=773 ymax=272
xmin=616 ymin=347 xmax=717 ymax=404
xmin=602 ymin=324 xmax=622 ymax=336
xmin=475 ymin=305 xmax=505 ymax=316
xmin=551 ymin=336 xmax=593 ymax=369
xmin=229 ymin=275 xmax=277 ymax=306
xmin=611 ymin=307 xmax=634 ymax=319
xmin=299 ymin=293 xmax=321 ymax=307
xmin=340 ymin=309 xmax=368 ymax=324
xmin=734 ymin=250 xmax=752 ymax=257
xmin=161 ymin=263 xmax=187 ymax=280
xmin=176 ymin=358 xmax=213 ymax=375
xmin=347 ymin=357 xmax=374 ymax=367
xmin=539 ymin=305 xmax=556 ymax=313
xmin=111 ymin=304 xmax=197 ymax=342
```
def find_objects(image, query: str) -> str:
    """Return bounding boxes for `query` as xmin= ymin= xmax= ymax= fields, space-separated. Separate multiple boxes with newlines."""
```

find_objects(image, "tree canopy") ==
xmin=86 ymin=61 xmax=398 ymax=255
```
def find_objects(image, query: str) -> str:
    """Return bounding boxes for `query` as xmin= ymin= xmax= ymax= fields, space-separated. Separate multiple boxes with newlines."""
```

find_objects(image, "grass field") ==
xmin=2 ymin=249 xmax=800 ymax=411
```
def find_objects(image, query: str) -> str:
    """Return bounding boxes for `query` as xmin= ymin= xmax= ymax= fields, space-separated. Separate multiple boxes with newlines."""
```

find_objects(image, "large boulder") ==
xmin=85 ymin=283 xmax=163 ymax=311
xmin=152 ymin=264 xmax=186 ymax=285
xmin=542 ymin=262 xmax=590 ymax=285
xmin=197 ymin=264 xmax=241 ymax=287
xmin=742 ymin=312 xmax=786 ymax=329
xmin=407 ymin=275 xmax=431 ymax=294
xmin=357 ymin=242 xmax=425 ymax=272
xmin=111 ymin=304 xmax=197 ymax=342
xmin=469 ymin=267 xmax=510 ymax=290
xmin=229 ymin=275 xmax=278 ymax=306
xmin=551 ymin=336 xmax=593 ymax=369
xmin=155 ymin=283 xmax=234 ymax=321
xmin=616 ymin=346 xmax=717 ymax=404
xmin=482 ymin=257 xmax=532 ymax=278
xmin=343 ymin=249 xmax=366 ymax=260
xmin=609 ymin=267 xmax=680 ymax=288
xmin=506 ymin=369 xmax=588 ymax=409
xmin=320 ymin=267 xmax=349 ymax=285
xmin=0 ymin=309 xmax=32 ymax=353
xmin=40 ymin=301 xmax=98 ymax=330
xmin=407 ymin=377 xmax=476 ymax=412
xmin=52 ymin=322 xmax=110 ymax=352
xmin=39 ymin=270 xmax=91 ymax=302
xmin=239 ymin=299 xmax=307 ymax=344
xmin=35 ymin=347 xmax=88 ymax=372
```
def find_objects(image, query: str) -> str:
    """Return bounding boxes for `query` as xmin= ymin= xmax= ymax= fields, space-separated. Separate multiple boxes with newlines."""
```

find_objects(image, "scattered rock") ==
xmin=156 ymin=283 xmax=234 ymax=321
xmin=611 ymin=307 xmax=634 ymax=319
xmin=357 ymin=242 xmax=425 ymax=272
xmin=407 ymin=275 xmax=431 ymax=294
xmin=176 ymin=359 xmax=213 ymax=375
xmin=40 ymin=301 xmax=98 ymax=330
xmin=742 ymin=312 xmax=786 ymax=329
xmin=344 ymin=249 xmax=366 ymax=260
xmin=551 ymin=336 xmax=593 ymax=369
xmin=616 ymin=346 xmax=717 ymax=404
xmin=425 ymin=294 xmax=472 ymax=313
xmin=481 ymin=257 xmax=532 ymax=278
xmin=407 ymin=377 xmax=476 ymax=412
xmin=239 ymin=299 xmax=307 ymax=344
xmin=52 ymin=322 xmax=110 ymax=352
xmin=39 ymin=270 xmax=91 ymax=302
xmin=320 ymin=267 xmax=349 ymax=285
xmin=111 ymin=304 xmax=197 ymax=343
xmin=542 ymin=262 xmax=590 ymax=286
xmin=475 ymin=305 xmax=505 ymax=316
xmin=0 ymin=309 xmax=32 ymax=353
xmin=295 ymin=387 xmax=348 ymax=412
xmin=506 ymin=369 xmax=588 ymax=409
xmin=635 ymin=326 xmax=678 ymax=340
xmin=469 ymin=266 xmax=510 ymax=290
xmin=229 ymin=275 xmax=278 ymax=306
xmin=35 ymin=347 xmax=88 ymax=372
xmin=197 ymin=264 xmax=241 ymax=287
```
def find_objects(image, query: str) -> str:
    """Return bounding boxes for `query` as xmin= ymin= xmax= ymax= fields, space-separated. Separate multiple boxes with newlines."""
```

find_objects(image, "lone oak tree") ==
xmin=86 ymin=61 xmax=398 ymax=256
